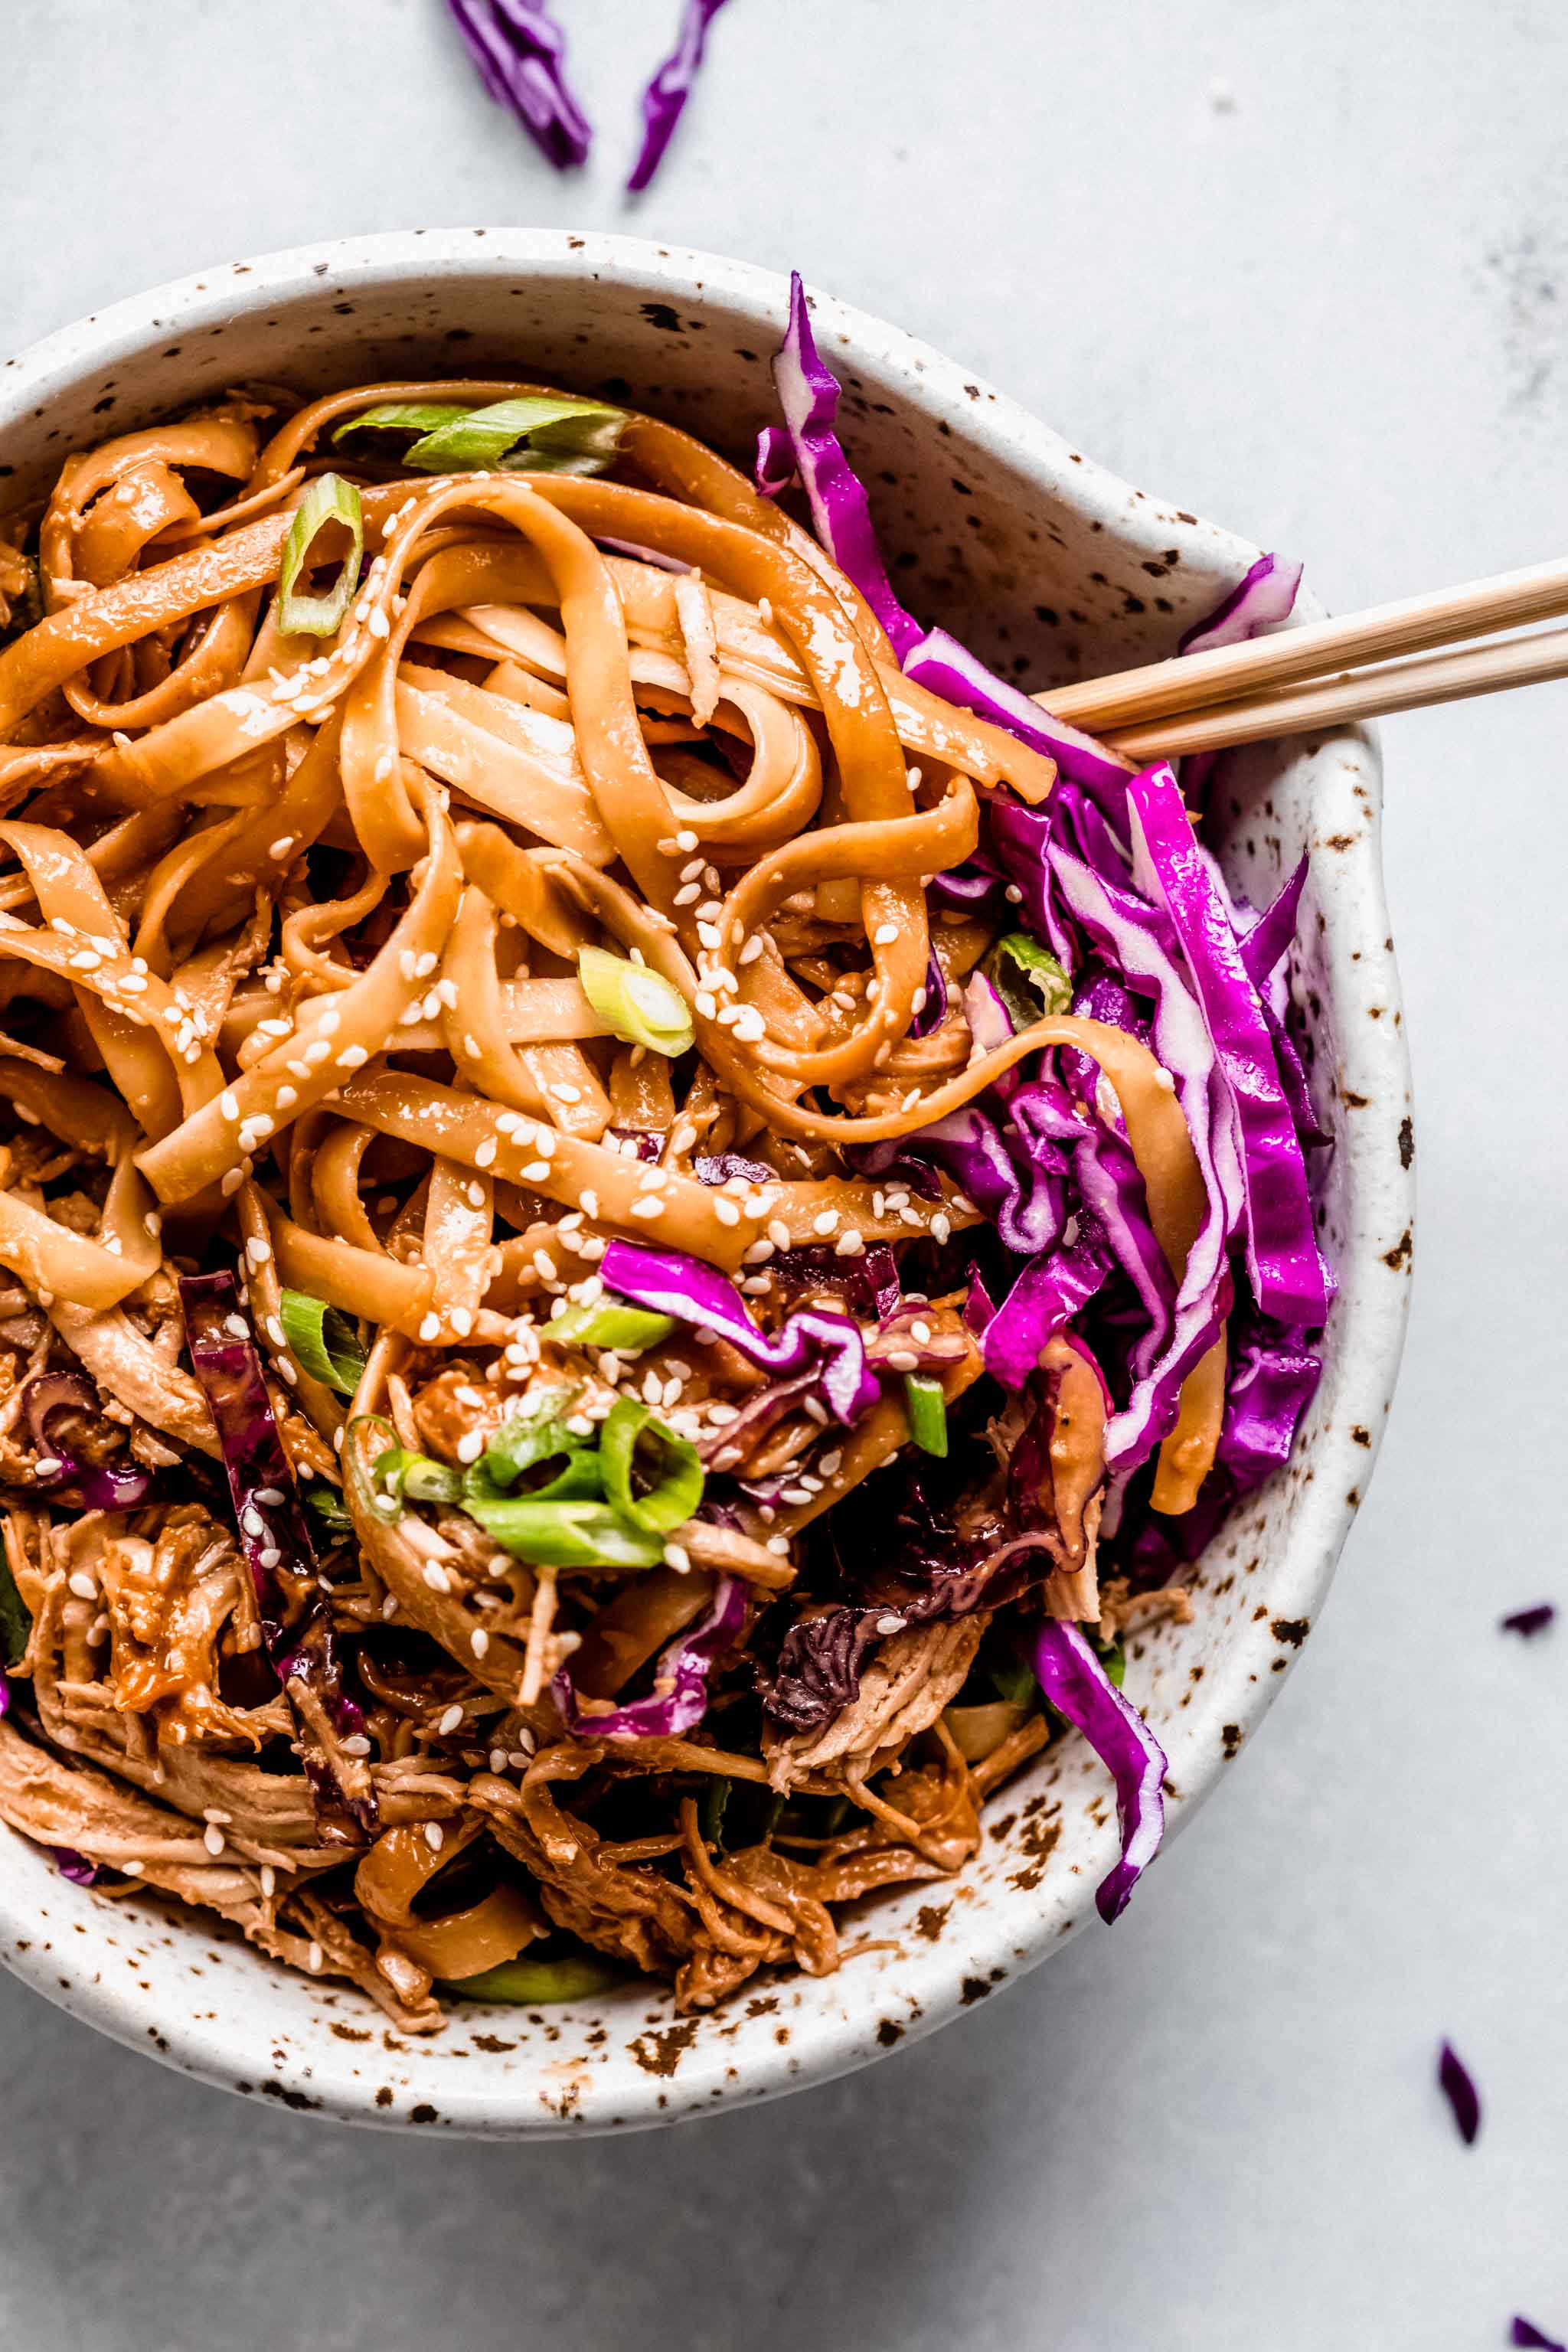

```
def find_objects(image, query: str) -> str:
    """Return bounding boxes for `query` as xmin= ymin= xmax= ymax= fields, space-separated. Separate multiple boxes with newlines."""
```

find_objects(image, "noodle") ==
xmin=0 ymin=367 xmax=1285 ymax=2024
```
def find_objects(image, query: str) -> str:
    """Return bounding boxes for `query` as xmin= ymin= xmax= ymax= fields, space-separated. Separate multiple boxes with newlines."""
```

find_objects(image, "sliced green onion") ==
xmin=443 ymin=1952 xmax=626 ymax=2003
xmin=279 ymin=1288 xmax=367 ymax=1395
xmin=0 ymin=1540 xmax=31 ymax=1669
xmin=402 ymin=396 xmax=626 ymax=478
xmin=983 ymin=930 xmax=1073 ymax=1027
xmin=462 ymin=1496 xmax=665 ymax=1572
xmin=305 ymin=1486 xmax=354 ymax=1537
xmin=577 ymin=946 xmax=694 ymax=1057
xmin=372 ymin=1443 xmax=463 ymax=1512
xmin=546 ymin=1298 xmax=676 ymax=1354
xmin=903 ymin=1372 xmax=949 ymax=1458
xmin=276 ymin=472 xmax=364 ymax=638
xmin=465 ymin=1388 xmax=600 ymax=1504
xmin=331 ymin=401 xmax=474 ymax=447
xmin=597 ymin=1397 xmax=704 ymax=1535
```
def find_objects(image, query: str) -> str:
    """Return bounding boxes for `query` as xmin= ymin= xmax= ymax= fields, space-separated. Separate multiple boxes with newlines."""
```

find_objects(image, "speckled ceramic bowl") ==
xmin=0 ymin=230 xmax=1413 ymax=2134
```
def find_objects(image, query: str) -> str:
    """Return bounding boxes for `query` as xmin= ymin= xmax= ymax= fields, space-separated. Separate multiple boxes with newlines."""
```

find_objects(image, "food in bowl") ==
xmin=0 ymin=272 xmax=1328 ymax=2030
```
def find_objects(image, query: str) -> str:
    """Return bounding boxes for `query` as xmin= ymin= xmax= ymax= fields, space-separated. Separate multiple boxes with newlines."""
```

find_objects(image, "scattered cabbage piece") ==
xmin=627 ymin=0 xmax=733 ymax=192
xmin=1437 ymin=2039 xmax=1482 ymax=2145
xmin=443 ymin=0 xmax=591 ymax=169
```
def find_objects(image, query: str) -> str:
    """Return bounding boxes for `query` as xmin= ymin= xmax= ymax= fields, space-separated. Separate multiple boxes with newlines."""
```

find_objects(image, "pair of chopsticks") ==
xmin=1040 ymin=554 xmax=1568 ymax=758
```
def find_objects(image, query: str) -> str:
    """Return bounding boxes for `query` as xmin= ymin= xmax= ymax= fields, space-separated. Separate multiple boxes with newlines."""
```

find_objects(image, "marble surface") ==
xmin=2 ymin=2 xmax=1564 ymax=2344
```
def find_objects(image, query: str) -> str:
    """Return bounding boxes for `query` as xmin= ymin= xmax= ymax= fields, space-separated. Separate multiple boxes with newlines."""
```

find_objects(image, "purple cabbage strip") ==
xmin=626 ymin=0 xmax=732 ymax=192
xmin=600 ymin=1238 xmax=879 ymax=1425
xmin=21 ymin=1371 xmax=153 ymax=1511
xmin=1500 ymin=1603 xmax=1556 ymax=1638
xmin=1238 ymin=857 xmax=1308 ymax=995
xmin=443 ymin=0 xmax=591 ymax=170
xmin=51 ymin=1847 xmax=101 ymax=1886
xmin=1128 ymin=766 xmax=1328 ymax=1328
xmin=1437 ymin=2040 xmax=1481 ymax=2145
xmin=1034 ymin=1620 xmax=1167 ymax=1922
xmin=554 ymin=1573 xmax=743 ymax=1737
xmin=770 ymin=1242 xmax=900 ymax=1322
xmin=1178 ymin=551 xmax=1303 ymax=657
xmin=767 ymin=273 xmax=1136 ymax=801
xmin=962 ymin=1268 xmax=997 ymax=1335
xmin=595 ymin=534 xmax=694 ymax=575
xmin=1511 ymin=2322 xmax=1568 ymax=2350
xmin=753 ymin=424 xmax=796 ymax=499
xmin=179 ymin=1272 xmax=374 ymax=1838
xmin=694 ymin=1152 xmax=776 ymax=1185
xmin=608 ymin=1126 xmax=662 ymax=1162
xmin=983 ymin=1235 xmax=1109 ymax=1391
xmin=910 ymin=949 xmax=949 ymax=1039
xmin=1044 ymin=837 xmax=1243 ymax=1475
xmin=765 ymin=1605 xmax=883 ymax=1734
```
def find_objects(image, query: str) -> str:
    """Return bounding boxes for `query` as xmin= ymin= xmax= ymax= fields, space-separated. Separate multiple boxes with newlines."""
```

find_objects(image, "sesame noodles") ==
xmin=0 ymin=367 xmax=1317 ymax=2021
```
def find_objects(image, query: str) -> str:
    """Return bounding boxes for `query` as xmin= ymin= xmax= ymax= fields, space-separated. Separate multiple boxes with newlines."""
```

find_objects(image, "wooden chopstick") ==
xmin=1024 ymin=553 xmax=1568 ymax=758
xmin=1099 ymin=620 xmax=1568 ymax=759
xmin=1042 ymin=554 xmax=1568 ymax=739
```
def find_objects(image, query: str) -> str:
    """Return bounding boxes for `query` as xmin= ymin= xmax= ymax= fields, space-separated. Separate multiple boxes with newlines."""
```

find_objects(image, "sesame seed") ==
xmin=629 ymin=1196 xmax=665 ymax=1219
xmin=835 ymin=1230 xmax=864 ymax=1256
xmin=675 ymin=828 xmax=699 ymax=851
xmin=873 ymin=922 xmax=900 ymax=946
xmin=456 ymin=1430 xmax=485 ymax=1465
xmin=713 ymin=1196 xmax=741 ymax=1227
xmin=260 ymin=1865 xmax=276 ymax=1897
xmin=887 ymin=1348 xmax=920 ymax=1372
xmin=307 ymin=1942 xmax=325 ymax=1973
xmin=471 ymin=1628 xmax=490 ymax=1659
xmin=876 ymin=1614 xmax=908 ymax=1635
xmin=67 ymin=1570 xmax=97 ymax=1601
xmin=204 ymin=1823 xmax=227 ymax=1856
xmin=931 ymin=1212 xmax=952 ymax=1244
xmin=220 ymin=1089 xmax=240 ymax=1120
xmin=765 ymin=1534 xmax=792 ymax=1556
xmin=911 ymin=1319 xmax=933 ymax=1344
xmin=418 ymin=1314 xmax=442 ymax=1341
xmin=812 ymin=1208 xmax=840 ymax=1236
xmin=449 ymin=1305 xmax=474 ymax=1338
xmin=437 ymin=1703 xmax=465 ymax=1735
xmin=423 ymin=1563 xmax=452 ymax=1594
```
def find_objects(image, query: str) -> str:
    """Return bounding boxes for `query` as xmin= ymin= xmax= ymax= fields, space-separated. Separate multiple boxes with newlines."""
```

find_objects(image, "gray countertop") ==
xmin=2 ymin=4 xmax=1565 ymax=2345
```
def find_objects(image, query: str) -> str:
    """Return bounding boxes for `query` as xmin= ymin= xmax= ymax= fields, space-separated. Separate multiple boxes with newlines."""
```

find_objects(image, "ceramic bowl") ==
xmin=0 ymin=229 xmax=1413 ymax=2134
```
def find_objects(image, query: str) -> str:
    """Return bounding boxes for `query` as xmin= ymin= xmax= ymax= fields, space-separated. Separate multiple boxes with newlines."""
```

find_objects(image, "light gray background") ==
xmin=3 ymin=4 xmax=1564 ymax=2345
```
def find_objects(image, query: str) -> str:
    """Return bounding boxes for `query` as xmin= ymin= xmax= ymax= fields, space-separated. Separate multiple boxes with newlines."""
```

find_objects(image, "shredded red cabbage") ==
xmin=21 ymin=1371 xmax=153 ymax=1511
xmin=594 ymin=534 xmax=694 ymax=574
xmin=600 ymin=1238 xmax=879 ymax=1425
xmin=179 ymin=1272 xmax=374 ymax=1838
xmin=983 ymin=1235 xmax=1109 ymax=1391
xmin=444 ymin=0 xmax=591 ymax=170
xmin=627 ymin=0 xmax=732 ymax=191
xmin=1034 ymin=1619 xmax=1167 ymax=1920
xmin=1500 ymin=1603 xmax=1557 ymax=1638
xmin=51 ymin=1847 xmax=102 ymax=1886
xmin=767 ymin=272 xmax=1140 ymax=799
xmin=694 ymin=1152 xmax=776 ymax=1186
xmin=1438 ymin=2040 xmax=1482 ymax=2145
xmin=1178 ymin=550 xmax=1303 ymax=656
xmin=554 ymin=1573 xmax=743 ymax=1736
xmin=753 ymin=424 xmax=796 ymax=499
xmin=1128 ymin=766 xmax=1328 ymax=1328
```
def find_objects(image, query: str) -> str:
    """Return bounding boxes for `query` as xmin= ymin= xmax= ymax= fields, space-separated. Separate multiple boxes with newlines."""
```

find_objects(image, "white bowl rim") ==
xmin=0 ymin=227 xmax=1414 ymax=2135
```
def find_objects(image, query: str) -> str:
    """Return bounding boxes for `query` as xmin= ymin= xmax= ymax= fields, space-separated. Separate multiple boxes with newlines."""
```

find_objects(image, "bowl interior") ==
xmin=0 ymin=233 xmax=1413 ymax=2134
